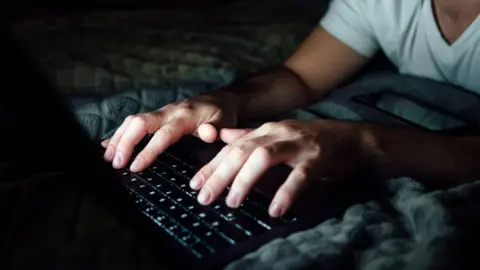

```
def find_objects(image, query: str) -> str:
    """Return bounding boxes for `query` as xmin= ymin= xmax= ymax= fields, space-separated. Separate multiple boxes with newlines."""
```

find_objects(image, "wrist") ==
xmin=324 ymin=121 xmax=382 ymax=176
xmin=196 ymin=90 xmax=241 ymax=117
xmin=355 ymin=123 xmax=390 ymax=179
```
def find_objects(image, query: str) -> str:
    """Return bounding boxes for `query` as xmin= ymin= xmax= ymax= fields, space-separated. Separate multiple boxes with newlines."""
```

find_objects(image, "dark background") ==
xmin=6 ymin=0 xmax=245 ymax=20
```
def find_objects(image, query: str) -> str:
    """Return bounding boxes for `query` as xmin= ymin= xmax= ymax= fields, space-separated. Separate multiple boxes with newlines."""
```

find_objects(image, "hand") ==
xmin=190 ymin=119 xmax=364 ymax=217
xmin=102 ymin=94 xmax=238 ymax=172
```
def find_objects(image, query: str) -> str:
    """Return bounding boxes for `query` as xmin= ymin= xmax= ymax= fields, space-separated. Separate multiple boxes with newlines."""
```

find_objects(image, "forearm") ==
xmin=359 ymin=124 xmax=480 ymax=187
xmin=210 ymin=67 xmax=315 ymax=121
xmin=200 ymin=26 xmax=370 ymax=121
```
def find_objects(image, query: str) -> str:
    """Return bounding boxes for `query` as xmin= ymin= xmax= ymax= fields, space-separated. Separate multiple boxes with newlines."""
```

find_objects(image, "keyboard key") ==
xmin=156 ymin=157 xmax=195 ymax=180
xmin=153 ymin=212 xmax=168 ymax=223
xmin=119 ymin=170 xmax=135 ymax=184
xmin=191 ymin=207 xmax=248 ymax=243
xmin=191 ymin=242 xmax=214 ymax=258
xmin=136 ymin=169 xmax=159 ymax=183
xmin=125 ymin=177 xmax=148 ymax=191
xmin=172 ymin=192 xmax=196 ymax=208
xmin=177 ymin=230 xmax=199 ymax=247
xmin=165 ymin=203 xmax=192 ymax=221
xmin=245 ymin=190 xmax=272 ymax=210
xmin=211 ymin=203 xmax=266 ymax=236
xmin=190 ymin=221 xmax=210 ymax=236
xmin=186 ymin=221 xmax=231 ymax=248
xmin=158 ymin=216 xmax=176 ymax=229
xmin=240 ymin=202 xmax=284 ymax=229
xmin=122 ymin=138 xmax=298 ymax=261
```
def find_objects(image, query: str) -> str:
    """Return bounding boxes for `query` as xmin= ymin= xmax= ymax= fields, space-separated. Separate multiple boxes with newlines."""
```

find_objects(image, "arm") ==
xmin=209 ymin=26 xmax=371 ymax=120
xmin=359 ymin=124 xmax=480 ymax=187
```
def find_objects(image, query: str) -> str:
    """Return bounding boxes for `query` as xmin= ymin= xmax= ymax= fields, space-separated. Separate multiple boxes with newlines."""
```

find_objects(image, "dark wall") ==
xmin=9 ymin=0 xmax=237 ymax=8
xmin=6 ymin=0 xmax=241 ymax=21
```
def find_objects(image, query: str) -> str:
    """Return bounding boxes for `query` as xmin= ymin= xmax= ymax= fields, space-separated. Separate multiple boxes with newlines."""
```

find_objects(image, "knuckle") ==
xmin=261 ymin=122 xmax=277 ymax=130
xmin=278 ymin=124 xmax=295 ymax=135
xmin=179 ymin=99 xmax=195 ymax=109
xmin=308 ymin=142 xmax=321 ymax=156
xmin=254 ymin=146 xmax=273 ymax=163
xmin=131 ymin=114 xmax=148 ymax=127
xmin=125 ymin=115 xmax=135 ymax=122
xmin=305 ymin=142 xmax=321 ymax=159
xmin=232 ymin=140 xmax=256 ymax=155
xmin=175 ymin=107 xmax=193 ymax=119
xmin=174 ymin=100 xmax=196 ymax=116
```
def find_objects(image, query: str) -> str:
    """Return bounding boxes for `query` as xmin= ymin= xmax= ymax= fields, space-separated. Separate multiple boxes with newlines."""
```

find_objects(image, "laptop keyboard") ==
xmin=117 ymin=135 xmax=297 ymax=259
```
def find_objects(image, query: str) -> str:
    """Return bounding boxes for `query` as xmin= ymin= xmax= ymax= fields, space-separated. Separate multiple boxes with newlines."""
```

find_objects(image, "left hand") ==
xmin=189 ymin=119 xmax=365 ymax=217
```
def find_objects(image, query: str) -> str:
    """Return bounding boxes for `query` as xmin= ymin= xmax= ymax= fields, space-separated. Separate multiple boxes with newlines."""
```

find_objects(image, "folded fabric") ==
xmin=226 ymin=177 xmax=480 ymax=270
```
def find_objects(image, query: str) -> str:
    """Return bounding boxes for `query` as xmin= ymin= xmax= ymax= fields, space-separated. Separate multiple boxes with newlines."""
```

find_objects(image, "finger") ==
xmin=113 ymin=114 xmax=157 ymax=169
xmin=190 ymin=145 xmax=231 ymax=190
xmin=130 ymin=120 xmax=191 ymax=172
xmin=220 ymin=128 xmax=253 ymax=144
xmin=101 ymin=139 xmax=110 ymax=148
xmin=196 ymin=140 xmax=259 ymax=205
xmin=197 ymin=123 xmax=218 ymax=143
xmin=190 ymin=128 xmax=258 ymax=190
xmin=269 ymin=164 xmax=313 ymax=217
xmin=104 ymin=116 xmax=133 ymax=161
xmin=226 ymin=141 xmax=296 ymax=208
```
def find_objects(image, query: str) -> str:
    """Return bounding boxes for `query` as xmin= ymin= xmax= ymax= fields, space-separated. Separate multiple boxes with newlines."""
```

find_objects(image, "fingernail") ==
xmin=227 ymin=192 xmax=241 ymax=208
xmin=269 ymin=202 xmax=284 ymax=217
xmin=113 ymin=154 xmax=123 ymax=168
xmin=104 ymin=147 xmax=113 ymax=161
xmin=130 ymin=158 xmax=141 ymax=172
xmin=198 ymin=186 xmax=212 ymax=205
xmin=190 ymin=175 xmax=202 ymax=190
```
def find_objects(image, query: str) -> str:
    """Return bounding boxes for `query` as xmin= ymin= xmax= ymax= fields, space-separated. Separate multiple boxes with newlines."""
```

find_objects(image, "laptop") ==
xmin=0 ymin=20 xmax=372 ymax=269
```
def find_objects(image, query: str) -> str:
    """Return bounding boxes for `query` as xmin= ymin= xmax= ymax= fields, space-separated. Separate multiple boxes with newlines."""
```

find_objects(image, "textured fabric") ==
xmin=320 ymin=0 xmax=480 ymax=93
xmin=11 ymin=1 xmax=320 ymax=96
xmin=226 ymin=177 xmax=480 ymax=270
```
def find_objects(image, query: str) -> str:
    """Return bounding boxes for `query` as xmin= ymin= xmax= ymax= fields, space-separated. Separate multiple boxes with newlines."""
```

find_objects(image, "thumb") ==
xmin=197 ymin=123 xmax=219 ymax=143
xmin=220 ymin=128 xmax=253 ymax=144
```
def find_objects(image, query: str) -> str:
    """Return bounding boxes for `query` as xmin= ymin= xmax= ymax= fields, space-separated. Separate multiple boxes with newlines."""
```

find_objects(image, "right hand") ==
xmin=101 ymin=94 xmax=239 ymax=172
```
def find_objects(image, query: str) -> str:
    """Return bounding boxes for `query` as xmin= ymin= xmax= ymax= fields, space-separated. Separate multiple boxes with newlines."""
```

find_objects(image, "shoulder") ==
xmin=320 ymin=0 xmax=426 ymax=57
xmin=326 ymin=0 xmax=424 ymax=24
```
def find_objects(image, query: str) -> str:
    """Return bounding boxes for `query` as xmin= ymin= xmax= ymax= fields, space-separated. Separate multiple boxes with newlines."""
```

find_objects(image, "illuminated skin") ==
xmin=102 ymin=0 xmax=480 ymax=217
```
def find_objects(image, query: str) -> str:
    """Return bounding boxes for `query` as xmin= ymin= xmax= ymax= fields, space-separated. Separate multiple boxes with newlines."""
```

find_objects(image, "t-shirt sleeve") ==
xmin=320 ymin=0 xmax=379 ymax=58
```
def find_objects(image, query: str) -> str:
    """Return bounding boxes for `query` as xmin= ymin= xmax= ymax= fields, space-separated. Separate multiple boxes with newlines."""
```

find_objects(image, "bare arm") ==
xmin=359 ymin=124 xmax=480 ymax=187
xmin=210 ymin=26 xmax=371 ymax=120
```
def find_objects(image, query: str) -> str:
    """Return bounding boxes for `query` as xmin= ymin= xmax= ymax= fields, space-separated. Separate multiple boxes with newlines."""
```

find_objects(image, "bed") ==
xmin=8 ymin=1 xmax=480 ymax=269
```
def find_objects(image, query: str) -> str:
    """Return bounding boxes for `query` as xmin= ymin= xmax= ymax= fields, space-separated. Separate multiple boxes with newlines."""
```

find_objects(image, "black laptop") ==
xmin=0 ymin=20 xmax=372 ymax=270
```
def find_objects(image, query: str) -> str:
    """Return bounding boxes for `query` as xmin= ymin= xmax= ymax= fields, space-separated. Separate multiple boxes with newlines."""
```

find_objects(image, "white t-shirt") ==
xmin=320 ymin=0 xmax=480 ymax=93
